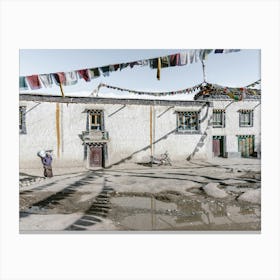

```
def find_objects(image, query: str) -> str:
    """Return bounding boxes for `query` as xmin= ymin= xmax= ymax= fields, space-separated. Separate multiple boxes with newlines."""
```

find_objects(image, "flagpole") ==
xmin=59 ymin=82 xmax=65 ymax=97
xmin=201 ymin=59 xmax=207 ymax=83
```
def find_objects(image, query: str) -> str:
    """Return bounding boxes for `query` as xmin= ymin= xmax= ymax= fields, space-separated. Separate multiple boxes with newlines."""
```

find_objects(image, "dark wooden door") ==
xmin=89 ymin=146 xmax=102 ymax=167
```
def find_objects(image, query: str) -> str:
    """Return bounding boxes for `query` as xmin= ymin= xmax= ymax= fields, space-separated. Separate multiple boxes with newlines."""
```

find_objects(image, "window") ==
xmin=239 ymin=110 xmax=253 ymax=127
xmin=19 ymin=106 xmax=26 ymax=134
xmin=88 ymin=110 xmax=103 ymax=131
xmin=213 ymin=109 xmax=225 ymax=128
xmin=177 ymin=111 xmax=199 ymax=132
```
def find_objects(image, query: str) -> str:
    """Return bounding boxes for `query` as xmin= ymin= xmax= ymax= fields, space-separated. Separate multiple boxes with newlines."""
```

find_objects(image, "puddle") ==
xmin=111 ymin=196 xmax=177 ymax=211
xmin=109 ymin=195 xmax=261 ymax=231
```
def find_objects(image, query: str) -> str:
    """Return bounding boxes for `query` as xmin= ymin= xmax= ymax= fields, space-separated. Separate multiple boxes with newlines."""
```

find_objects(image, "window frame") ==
xmin=239 ymin=110 xmax=253 ymax=127
xmin=212 ymin=109 xmax=225 ymax=128
xmin=176 ymin=111 xmax=200 ymax=133
xmin=87 ymin=110 xmax=104 ymax=131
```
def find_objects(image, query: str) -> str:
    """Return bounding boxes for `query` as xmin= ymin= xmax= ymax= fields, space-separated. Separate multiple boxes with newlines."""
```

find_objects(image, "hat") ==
xmin=37 ymin=150 xmax=46 ymax=158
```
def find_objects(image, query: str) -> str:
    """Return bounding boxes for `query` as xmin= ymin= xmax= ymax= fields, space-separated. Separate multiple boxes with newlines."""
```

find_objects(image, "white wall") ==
xmin=212 ymin=99 xmax=261 ymax=156
xmin=19 ymin=101 xmax=57 ymax=168
xmin=19 ymin=99 xmax=261 ymax=168
xmin=19 ymin=101 xmax=212 ymax=168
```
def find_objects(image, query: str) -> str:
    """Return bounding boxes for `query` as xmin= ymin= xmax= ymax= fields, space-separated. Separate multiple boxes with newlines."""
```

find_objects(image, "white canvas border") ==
xmin=1 ymin=1 xmax=280 ymax=280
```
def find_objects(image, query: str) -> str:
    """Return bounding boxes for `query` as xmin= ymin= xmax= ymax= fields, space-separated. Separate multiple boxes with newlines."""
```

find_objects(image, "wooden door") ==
xmin=89 ymin=146 xmax=102 ymax=167
xmin=238 ymin=136 xmax=254 ymax=158
xmin=213 ymin=139 xmax=220 ymax=157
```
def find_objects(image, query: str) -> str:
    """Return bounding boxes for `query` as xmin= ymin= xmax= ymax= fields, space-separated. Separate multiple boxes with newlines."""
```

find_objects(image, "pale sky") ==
xmin=19 ymin=49 xmax=260 ymax=100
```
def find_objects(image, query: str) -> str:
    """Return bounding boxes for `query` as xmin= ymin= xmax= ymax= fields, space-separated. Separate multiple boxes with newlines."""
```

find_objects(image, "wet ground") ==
xmin=19 ymin=159 xmax=261 ymax=232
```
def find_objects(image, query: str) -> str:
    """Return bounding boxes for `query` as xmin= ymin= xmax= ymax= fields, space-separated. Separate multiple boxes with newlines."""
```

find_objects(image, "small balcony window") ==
xmin=88 ymin=110 xmax=104 ymax=131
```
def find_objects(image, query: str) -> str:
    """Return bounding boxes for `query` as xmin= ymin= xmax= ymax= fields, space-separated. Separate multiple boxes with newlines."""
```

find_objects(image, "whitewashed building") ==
xmin=19 ymin=91 xmax=261 ymax=169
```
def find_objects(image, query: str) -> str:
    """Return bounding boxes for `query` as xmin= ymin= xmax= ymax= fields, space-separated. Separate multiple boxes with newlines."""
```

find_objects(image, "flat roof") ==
xmin=19 ymin=94 xmax=211 ymax=107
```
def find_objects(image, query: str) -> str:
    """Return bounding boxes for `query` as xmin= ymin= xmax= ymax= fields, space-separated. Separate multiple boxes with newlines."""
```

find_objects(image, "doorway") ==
xmin=238 ymin=135 xmax=255 ymax=158
xmin=89 ymin=145 xmax=103 ymax=168
xmin=213 ymin=136 xmax=225 ymax=157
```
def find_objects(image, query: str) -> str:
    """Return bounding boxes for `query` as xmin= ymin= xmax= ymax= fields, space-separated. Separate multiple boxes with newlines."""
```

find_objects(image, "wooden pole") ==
xmin=201 ymin=59 xmax=207 ymax=83
xmin=59 ymin=82 xmax=65 ymax=97
xmin=56 ymin=103 xmax=60 ymax=158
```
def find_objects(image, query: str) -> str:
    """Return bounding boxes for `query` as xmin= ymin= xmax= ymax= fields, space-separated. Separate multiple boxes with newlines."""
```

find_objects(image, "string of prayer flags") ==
xmin=214 ymin=49 xmax=241 ymax=54
xmin=120 ymin=63 xmax=129 ymax=71
xmin=20 ymin=49 xmax=243 ymax=91
xmin=245 ymin=79 xmax=261 ymax=88
xmin=98 ymin=82 xmax=203 ymax=96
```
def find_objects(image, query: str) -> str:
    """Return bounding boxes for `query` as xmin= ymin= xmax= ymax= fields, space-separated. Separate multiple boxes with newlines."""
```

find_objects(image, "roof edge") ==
xmin=19 ymin=94 xmax=210 ymax=106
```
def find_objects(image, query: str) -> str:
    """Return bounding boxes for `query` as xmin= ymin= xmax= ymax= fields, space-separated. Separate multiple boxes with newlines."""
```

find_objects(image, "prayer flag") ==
xmin=77 ymin=69 xmax=91 ymax=82
xmin=88 ymin=68 xmax=100 ymax=79
xmin=26 ymin=75 xmax=41 ymax=90
xmin=39 ymin=74 xmax=53 ymax=88
xmin=179 ymin=51 xmax=188 ymax=65
xmin=100 ymin=66 xmax=110 ymax=76
xmin=64 ymin=71 xmax=78 ymax=86
xmin=52 ymin=72 xmax=66 ymax=85
xmin=19 ymin=76 xmax=29 ymax=90
xmin=161 ymin=56 xmax=170 ymax=68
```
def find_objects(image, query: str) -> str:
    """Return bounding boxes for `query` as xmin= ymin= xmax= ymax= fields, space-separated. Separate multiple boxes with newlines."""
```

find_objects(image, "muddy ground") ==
xmin=19 ymin=158 xmax=261 ymax=232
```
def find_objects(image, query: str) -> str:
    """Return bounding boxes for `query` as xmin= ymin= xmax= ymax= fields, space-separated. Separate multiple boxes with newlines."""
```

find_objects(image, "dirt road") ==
xmin=19 ymin=158 xmax=261 ymax=232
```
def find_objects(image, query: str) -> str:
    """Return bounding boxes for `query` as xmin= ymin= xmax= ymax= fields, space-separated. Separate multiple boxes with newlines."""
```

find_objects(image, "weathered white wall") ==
xmin=20 ymin=101 xmax=212 ymax=168
xmin=19 ymin=102 xmax=58 ymax=168
xmin=19 ymin=98 xmax=261 ymax=169
xmin=152 ymin=104 xmax=212 ymax=162
xmin=211 ymin=100 xmax=261 ymax=156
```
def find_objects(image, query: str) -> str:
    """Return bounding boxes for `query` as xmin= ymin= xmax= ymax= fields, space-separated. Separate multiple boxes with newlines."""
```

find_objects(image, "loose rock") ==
xmin=202 ymin=183 xmax=228 ymax=198
xmin=238 ymin=189 xmax=261 ymax=204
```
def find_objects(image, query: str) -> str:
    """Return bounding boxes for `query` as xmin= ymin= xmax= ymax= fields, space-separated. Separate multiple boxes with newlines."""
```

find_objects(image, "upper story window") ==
xmin=239 ymin=109 xmax=253 ymax=127
xmin=177 ymin=111 xmax=199 ymax=132
xmin=88 ymin=110 xmax=104 ymax=131
xmin=213 ymin=109 xmax=225 ymax=128
xmin=19 ymin=106 xmax=27 ymax=134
